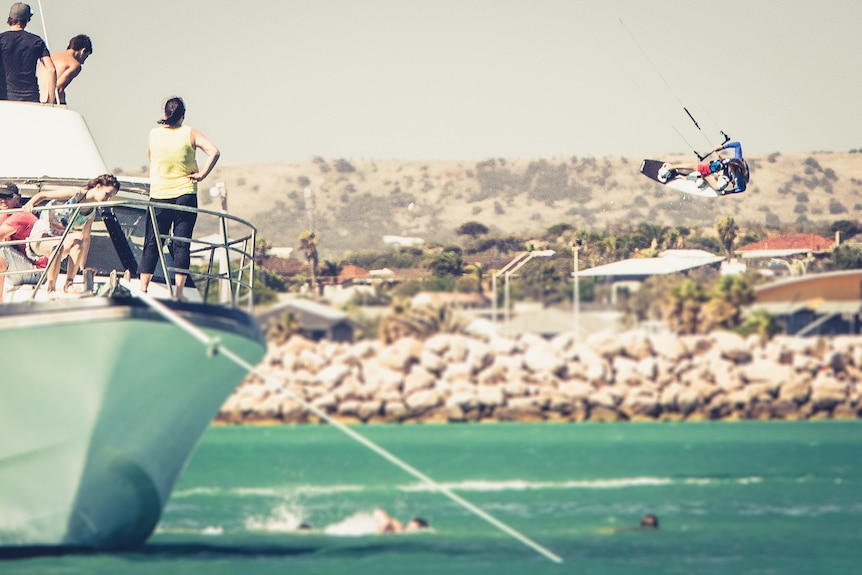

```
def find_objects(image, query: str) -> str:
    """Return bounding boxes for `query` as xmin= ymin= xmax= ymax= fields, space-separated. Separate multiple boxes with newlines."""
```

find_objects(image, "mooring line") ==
xmin=122 ymin=281 xmax=564 ymax=564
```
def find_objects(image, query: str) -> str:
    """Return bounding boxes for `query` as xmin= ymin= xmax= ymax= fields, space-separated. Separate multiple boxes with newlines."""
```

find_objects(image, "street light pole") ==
xmin=209 ymin=182 xmax=231 ymax=304
xmin=572 ymin=240 xmax=582 ymax=335
xmin=492 ymin=252 xmax=529 ymax=329
xmin=502 ymin=249 xmax=556 ymax=334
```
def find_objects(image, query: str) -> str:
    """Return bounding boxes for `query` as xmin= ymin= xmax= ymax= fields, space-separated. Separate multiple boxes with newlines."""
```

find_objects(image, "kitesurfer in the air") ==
xmin=658 ymin=140 xmax=749 ymax=195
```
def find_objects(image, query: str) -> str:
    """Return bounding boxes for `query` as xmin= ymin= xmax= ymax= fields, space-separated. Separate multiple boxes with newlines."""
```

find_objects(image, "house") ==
xmin=736 ymin=233 xmax=837 ymax=259
xmin=748 ymin=270 xmax=862 ymax=335
xmin=257 ymin=298 xmax=354 ymax=342
xmin=577 ymin=249 xmax=725 ymax=304
xmin=411 ymin=291 xmax=490 ymax=309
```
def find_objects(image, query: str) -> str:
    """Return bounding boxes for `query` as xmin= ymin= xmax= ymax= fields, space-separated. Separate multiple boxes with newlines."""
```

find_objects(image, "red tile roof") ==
xmin=339 ymin=264 xmax=369 ymax=281
xmin=262 ymin=256 xmax=307 ymax=275
xmin=737 ymin=234 xmax=835 ymax=252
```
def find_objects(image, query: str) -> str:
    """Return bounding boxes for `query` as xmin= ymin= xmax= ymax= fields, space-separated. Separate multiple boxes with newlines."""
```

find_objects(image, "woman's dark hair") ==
xmin=158 ymin=97 xmax=186 ymax=126
xmin=725 ymin=158 xmax=749 ymax=184
xmin=85 ymin=173 xmax=120 ymax=191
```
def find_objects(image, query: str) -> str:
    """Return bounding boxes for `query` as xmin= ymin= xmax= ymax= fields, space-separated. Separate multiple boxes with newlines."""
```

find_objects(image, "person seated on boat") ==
xmin=22 ymin=173 xmax=119 ymax=295
xmin=373 ymin=508 xmax=430 ymax=534
xmin=0 ymin=181 xmax=47 ymax=302
xmin=0 ymin=2 xmax=56 ymax=103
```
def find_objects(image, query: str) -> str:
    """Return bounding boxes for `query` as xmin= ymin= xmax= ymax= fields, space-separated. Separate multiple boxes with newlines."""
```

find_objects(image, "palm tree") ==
xmin=266 ymin=311 xmax=301 ymax=344
xmin=318 ymin=259 xmax=343 ymax=294
xmin=298 ymin=231 xmax=319 ymax=294
xmin=663 ymin=278 xmax=707 ymax=335
xmin=380 ymin=303 xmax=471 ymax=343
xmin=255 ymin=238 xmax=272 ymax=268
xmin=716 ymin=216 xmax=739 ymax=258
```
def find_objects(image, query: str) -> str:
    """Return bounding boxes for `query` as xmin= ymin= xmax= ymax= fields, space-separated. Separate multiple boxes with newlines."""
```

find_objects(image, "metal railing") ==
xmin=0 ymin=196 xmax=257 ymax=312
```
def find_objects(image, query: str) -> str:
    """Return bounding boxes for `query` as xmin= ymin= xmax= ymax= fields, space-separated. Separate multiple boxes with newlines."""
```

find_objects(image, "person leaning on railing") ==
xmin=23 ymin=174 xmax=120 ymax=295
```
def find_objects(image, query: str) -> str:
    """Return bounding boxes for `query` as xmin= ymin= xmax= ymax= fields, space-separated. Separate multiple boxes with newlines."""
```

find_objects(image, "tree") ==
xmin=716 ymin=216 xmax=738 ymax=257
xmin=546 ymin=222 xmax=574 ymax=240
xmin=380 ymin=303 xmax=471 ymax=344
xmin=663 ymin=278 xmax=708 ymax=335
xmin=832 ymin=244 xmax=862 ymax=270
xmin=831 ymin=220 xmax=862 ymax=241
xmin=255 ymin=237 xmax=272 ymax=268
xmin=266 ymin=312 xmax=301 ymax=344
xmin=298 ymin=230 xmax=319 ymax=293
xmin=455 ymin=221 xmax=490 ymax=239
xmin=426 ymin=249 xmax=464 ymax=277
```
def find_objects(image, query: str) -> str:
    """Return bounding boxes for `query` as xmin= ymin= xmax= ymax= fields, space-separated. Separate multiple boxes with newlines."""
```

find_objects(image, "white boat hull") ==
xmin=0 ymin=300 xmax=264 ymax=549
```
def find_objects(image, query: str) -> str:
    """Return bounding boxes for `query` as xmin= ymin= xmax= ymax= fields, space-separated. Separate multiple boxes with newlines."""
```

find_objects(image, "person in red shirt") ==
xmin=0 ymin=181 xmax=46 ymax=302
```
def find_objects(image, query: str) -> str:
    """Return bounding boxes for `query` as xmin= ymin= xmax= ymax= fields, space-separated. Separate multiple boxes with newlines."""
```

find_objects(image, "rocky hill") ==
xmin=118 ymin=151 xmax=862 ymax=258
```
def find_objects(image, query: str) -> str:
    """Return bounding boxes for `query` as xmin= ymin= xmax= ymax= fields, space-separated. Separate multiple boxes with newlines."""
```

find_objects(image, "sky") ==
xmin=27 ymin=0 xmax=862 ymax=170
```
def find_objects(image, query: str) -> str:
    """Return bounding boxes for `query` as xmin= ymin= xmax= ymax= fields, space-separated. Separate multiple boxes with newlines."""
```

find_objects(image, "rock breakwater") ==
xmin=218 ymin=331 xmax=862 ymax=424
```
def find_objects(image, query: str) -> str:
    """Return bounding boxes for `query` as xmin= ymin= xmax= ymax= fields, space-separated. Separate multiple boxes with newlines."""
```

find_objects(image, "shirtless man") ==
xmin=51 ymin=34 xmax=92 ymax=105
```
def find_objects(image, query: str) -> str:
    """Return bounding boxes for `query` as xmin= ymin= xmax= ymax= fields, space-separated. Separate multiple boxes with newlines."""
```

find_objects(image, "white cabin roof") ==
xmin=0 ymin=101 xmax=108 ymax=179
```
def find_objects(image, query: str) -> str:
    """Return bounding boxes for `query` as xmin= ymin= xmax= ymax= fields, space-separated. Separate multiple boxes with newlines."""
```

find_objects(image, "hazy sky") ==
xmin=29 ymin=0 xmax=862 ymax=169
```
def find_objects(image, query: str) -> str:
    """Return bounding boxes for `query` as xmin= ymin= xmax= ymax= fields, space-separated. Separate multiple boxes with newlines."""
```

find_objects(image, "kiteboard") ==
xmin=640 ymin=159 xmax=720 ymax=198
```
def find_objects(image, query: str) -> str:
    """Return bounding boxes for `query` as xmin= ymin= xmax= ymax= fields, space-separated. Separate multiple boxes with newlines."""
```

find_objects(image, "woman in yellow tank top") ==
xmin=139 ymin=97 xmax=220 ymax=300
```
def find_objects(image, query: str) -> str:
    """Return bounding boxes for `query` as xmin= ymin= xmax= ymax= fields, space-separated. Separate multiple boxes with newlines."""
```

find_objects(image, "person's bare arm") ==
xmin=188 ymin=129 xmax=220 ymax=182
xmin=55 ymin=64 xmax=81 ymax=105
xmin=39 ymin=56 xmax=57 ymax=105
xmin=0 ymin=223 xmax=16 ymax=241
xmin=23 ymin=189 xmax=76 ymax=212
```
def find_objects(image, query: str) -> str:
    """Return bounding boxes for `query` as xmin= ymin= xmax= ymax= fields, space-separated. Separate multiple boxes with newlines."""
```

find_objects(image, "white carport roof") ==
xmin=578 ymin=249 xmax=724 ymax=278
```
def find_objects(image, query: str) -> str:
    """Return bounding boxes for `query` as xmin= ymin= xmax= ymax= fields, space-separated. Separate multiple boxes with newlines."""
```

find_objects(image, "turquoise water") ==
xmin=4 ymin=421 xmax=862 ymax=574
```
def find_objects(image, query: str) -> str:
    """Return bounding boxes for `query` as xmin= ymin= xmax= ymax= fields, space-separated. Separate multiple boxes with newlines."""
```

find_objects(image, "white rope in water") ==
xmin=121 ymin=281 xmax=564 ymax=564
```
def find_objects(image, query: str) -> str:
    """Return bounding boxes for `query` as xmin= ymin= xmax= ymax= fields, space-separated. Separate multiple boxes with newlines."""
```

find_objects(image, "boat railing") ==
xmin=0 ymin=197 xmax=257 ymax=312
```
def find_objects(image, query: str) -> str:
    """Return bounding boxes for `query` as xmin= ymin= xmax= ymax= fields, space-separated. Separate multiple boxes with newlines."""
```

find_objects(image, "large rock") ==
xmin=357 ymin=400 xmax=383 ymax=421
xmin=383 ymin=400 xmax=408 ymax=422
xmin=588 ymin=405 xmax=626 ymax=422
xmin=404 ymin=389 xmax=444 ymax=414
xmin=586 ymin=331 xmax=626 ymax=358
xmin=440 ymin=361 xmax=473 ymax=386
xmin=558 ymin=380 xmax=595 ymax=401
xmin=522 ymin=337 xmax=566 ymax=375
xmin=403 ymin=364 xmax=436 ymax=395
xmin=361 ymin=359 xmax=404 ymax=392
xmin=419 ymin=350 xmax=446 ymax=375
xmin=571 ymin=344 xmax=610 ymax=383
xmin=710 ymin=331 xmax=752 ymax=363
xmin=810 ymin=374 xmax=848 ymax=411
xmin=315 ymin=363 xmax=351 ymax=389
xmin=465 ymin=339 xmax=494 ymax=373
xmin=621 ymin=389 xmax=661 ymax=418
xmin=618 ymin=331 xmax=654 ymax=359
xmin=377 ymin=337 xmax=423 ymax=371
xmin=649 ymin=332 xmax=689 ymax=362
xmin=476 ymin=385 xmax=505 ymax=408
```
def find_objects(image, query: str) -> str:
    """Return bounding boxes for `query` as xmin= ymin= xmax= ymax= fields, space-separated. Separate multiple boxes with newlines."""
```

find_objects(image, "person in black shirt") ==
xmin=0 ymin=2 xmax=55 ymax=102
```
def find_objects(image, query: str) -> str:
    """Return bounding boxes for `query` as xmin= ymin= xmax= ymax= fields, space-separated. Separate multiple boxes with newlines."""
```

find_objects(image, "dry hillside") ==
xmin=119 ymin=151 xmax=862 ymax=258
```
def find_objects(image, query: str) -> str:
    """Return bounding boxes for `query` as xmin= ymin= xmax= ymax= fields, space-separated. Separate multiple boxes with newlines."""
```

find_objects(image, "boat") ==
xmin=0 ymin=101 xmax=266 ymax=551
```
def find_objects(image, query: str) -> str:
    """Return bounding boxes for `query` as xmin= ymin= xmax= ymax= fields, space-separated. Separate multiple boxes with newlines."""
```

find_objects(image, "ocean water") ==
xmin=4 ymin=421 xmax=862 ymax=574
